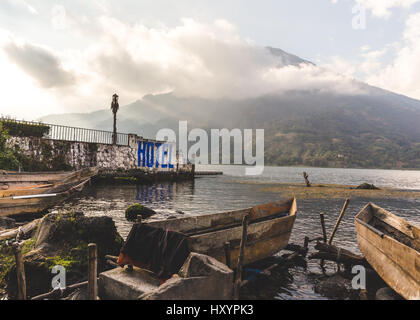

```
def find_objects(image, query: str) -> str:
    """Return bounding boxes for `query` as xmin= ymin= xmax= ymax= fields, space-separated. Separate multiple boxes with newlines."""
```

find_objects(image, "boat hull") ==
xmin=355 ymin=203 xmax=420 ymax=300
xmin=0 ymin=177 xmax=91 ymax=217
xmin=190 ymin=213 xmax=296 ymax=267
xmin=146 ymin=198 xmax=297 ymax=268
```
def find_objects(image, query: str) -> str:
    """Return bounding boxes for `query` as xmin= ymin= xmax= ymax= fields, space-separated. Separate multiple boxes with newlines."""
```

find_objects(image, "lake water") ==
xmin=60 ymin=165 xmax=420 ymax=300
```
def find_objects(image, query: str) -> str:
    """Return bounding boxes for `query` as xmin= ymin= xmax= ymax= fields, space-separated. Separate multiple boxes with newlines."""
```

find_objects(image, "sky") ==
xmin=0 ymin=0 xmax=420 ymax=120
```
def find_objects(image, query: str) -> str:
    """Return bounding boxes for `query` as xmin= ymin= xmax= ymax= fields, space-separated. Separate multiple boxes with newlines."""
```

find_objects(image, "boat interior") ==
xmin=357 ymin=203 xmax=420 ymax=253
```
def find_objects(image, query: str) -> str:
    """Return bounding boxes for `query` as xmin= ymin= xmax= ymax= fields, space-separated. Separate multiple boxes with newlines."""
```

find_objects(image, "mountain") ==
xmin=39 ymin=48 xmax=420 ymax=169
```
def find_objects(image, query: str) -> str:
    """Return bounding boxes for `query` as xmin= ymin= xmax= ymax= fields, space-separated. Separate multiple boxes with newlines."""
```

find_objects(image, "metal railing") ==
xmin=0 ymin=118 xmax=130 ymax=146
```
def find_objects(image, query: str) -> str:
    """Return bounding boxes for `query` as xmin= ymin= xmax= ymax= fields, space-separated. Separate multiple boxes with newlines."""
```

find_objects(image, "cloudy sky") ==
xmin=0 ymin=0 xmax=420 ymax=120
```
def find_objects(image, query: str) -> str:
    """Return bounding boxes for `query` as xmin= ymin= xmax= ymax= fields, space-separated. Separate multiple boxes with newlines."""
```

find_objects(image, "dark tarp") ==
xmin=117 ymin=223 xmax=190 ymax=278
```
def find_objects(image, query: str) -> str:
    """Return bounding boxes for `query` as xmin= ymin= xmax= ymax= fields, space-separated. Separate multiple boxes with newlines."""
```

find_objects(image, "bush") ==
xmin=0 ymin=120 xmax=50 ymax=138
xmin=125 ymin=204 xmax=157 ymax=221
xmin=0 ymin=123 xmax=20 ymax=170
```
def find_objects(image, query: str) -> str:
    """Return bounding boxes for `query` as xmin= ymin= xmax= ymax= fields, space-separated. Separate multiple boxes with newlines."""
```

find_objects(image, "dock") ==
xmin=195 ymin=171 xmax=223 ymax=176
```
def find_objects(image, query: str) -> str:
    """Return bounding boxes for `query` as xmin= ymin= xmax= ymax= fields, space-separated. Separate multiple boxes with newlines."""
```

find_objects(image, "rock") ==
xmin=375 ymin=287 xmax=403 ymax=300
xmin=315 ymin=274 xmax=360 ymax=300
xmin=0 ymin=217 xmax=16 ymax=230
xmin=125 ymin=204 xmax=157 ymax=221
xmin=178 ymin=252 xmax=233 ymax=278
xmin=140 ymin=253 xmax=234 ymax=300
xmin=6 ymin=211 xmax=123 ymax=299
xmin=355 ymin=183 xmax=380 ymax=190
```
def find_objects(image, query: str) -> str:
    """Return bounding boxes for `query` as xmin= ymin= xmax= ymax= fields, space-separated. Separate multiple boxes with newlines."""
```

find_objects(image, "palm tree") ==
xmin=111 ymin=94 xmax=119 ymax=145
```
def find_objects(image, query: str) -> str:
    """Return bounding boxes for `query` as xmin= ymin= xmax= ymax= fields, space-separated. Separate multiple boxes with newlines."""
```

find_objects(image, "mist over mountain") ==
xmin=39 ymin=47 xmax=420 ymax=169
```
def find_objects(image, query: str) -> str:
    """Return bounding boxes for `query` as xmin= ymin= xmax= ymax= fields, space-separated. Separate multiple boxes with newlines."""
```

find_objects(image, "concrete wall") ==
xmin=7 ymin=135 xmax=191 ymax=173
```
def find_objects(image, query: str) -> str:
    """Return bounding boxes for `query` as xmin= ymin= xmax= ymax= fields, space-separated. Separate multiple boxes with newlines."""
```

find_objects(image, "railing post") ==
xmin=88 ymin=243 xmax=98 ymax=300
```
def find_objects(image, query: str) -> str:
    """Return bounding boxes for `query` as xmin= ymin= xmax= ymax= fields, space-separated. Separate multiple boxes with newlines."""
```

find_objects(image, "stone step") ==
xmin=98 ymin=266 xmax=161 ymax=300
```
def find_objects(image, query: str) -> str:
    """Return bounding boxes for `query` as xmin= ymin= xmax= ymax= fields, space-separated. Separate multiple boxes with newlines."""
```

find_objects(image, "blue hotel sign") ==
xmin=138 ymin=141 xmax=174 ymax=169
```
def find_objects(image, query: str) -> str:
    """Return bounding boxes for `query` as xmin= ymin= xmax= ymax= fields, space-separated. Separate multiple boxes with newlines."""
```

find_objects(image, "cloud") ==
xmin=3 ymin=41 xmax=76 ymax=88
xmin=333 ymin=0 xmax=419 ymax=18
xmin=324 ymin=12 xmax=420 ymax=100
xmin=0 ymin=17 xmax=366 ymax=118
xmin=6 ymin=0 xmax=38 ymax=15
xmin=358 ymin=12 xmax=420 ymax=99
xmin=83 ymin=17 xmax=364 ymax=100
xmin=356 ymin=0 xmax=420 ymax=18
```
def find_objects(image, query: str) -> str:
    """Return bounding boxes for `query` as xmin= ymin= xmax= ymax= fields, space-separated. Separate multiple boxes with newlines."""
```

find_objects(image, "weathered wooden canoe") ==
xmin=146 ymin=198 xmax=297 ymax=268
xmin=0 ymin=177 xmax=92 ymax=217
xmin=0 ymin=167 xmax=98 ymax=189
xmin=355 ymin=203 xmax=420 ymax=300
xmin=0 ymin=184 xmax=53 ymax=198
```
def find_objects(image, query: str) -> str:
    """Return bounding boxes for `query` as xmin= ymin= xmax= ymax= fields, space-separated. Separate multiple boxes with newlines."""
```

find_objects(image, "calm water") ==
xmin=60 ymin=165 xmax=420 ymax=300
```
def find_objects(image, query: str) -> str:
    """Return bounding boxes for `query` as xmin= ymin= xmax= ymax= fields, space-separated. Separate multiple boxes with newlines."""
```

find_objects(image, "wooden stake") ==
xmin=234 ymin=215 xmax=249 ymax=300
xmin=224 ymin=242 xmax=231 ymax=269
xmin=13 ymin=244 xmax=26 ymax=300
xmin=328 ymin=199 xmax=350 ymax=245
xmin=319 ymin=212 xmax=327 ymax=243
xmin=303 ymin=236 xmax=309 ymax=255
xmin=88 ymin=243 xmax=98 ymax=300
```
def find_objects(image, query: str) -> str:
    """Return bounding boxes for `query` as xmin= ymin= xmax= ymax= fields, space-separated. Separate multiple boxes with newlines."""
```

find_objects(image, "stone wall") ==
xmin=7 ymin=136 xmax=191 ymax=173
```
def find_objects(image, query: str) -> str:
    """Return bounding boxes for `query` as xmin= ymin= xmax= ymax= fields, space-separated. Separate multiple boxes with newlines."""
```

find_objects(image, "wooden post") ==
xmin=319 ymin=212 xmax=327 ymax=243
xmin=303 ymin=236 xmax=309 ymax=254
xmin=137 ymin=215 xmax=142 ymax=224
xmin=13 ymin=244 xmax=26 ymax=300
xmin=328 ymin=199 xmax=350 ymax=245
xmin=224 ymin=242 xmax=231 ymax=268
xmin=234 ymin=215 xmax=249 ymax=300
xmin=88 ymin=243 xmax=98 ymax=300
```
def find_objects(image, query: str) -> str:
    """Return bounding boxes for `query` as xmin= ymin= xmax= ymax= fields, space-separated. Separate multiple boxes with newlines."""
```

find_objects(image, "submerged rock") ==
xmin=315 ymin=274 xmax=360 ymax=300
xmin=355 ymin=183 xmax=380 ymax=190
xmin=125 ymin=204 xmax=157 ymax=221
xmin=6 ymin=211 xmax=123 ymax=299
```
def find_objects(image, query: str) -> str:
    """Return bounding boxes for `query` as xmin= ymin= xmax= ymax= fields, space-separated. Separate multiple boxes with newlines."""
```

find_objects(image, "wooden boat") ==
xmin=0 ymin=168 xmax=98 ymax=217
xmin=0 ymin=167 xmax=98 ymax=189
xmin=0 ymin=167 xmax=98 ymax=198
xmin=145 ymin=198 xmax=297 ymax=268
xmin=355 ymin=203 xmax=420 ymax=300
xmin=0 ymin=178 xmax=91 ymax=217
